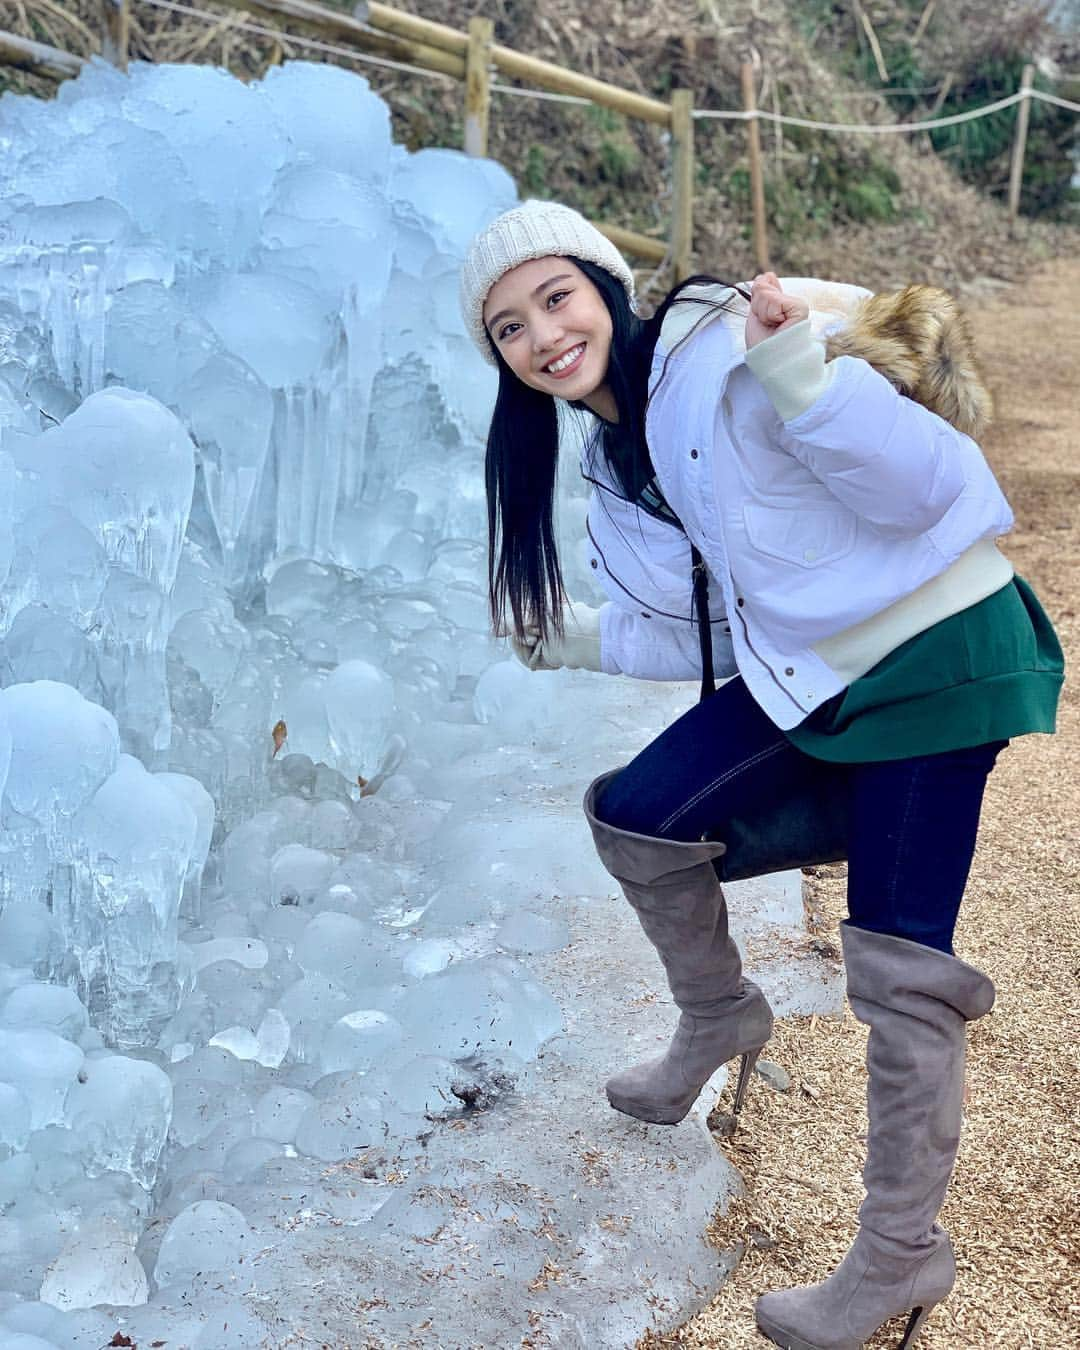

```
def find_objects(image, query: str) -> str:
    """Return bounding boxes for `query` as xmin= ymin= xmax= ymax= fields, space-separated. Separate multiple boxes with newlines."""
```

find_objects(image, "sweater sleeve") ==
xmin=744 ymin=318 xmax=837 ymax=421
xmin=600 ymin=602 xmax=737 ymax=682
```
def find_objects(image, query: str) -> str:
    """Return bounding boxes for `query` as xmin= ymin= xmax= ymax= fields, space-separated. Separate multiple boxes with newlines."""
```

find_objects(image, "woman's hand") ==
xmin=746 ymin=272 xmax=810 ymax=350
xmin=510 ymin=602 xmax=603 ymax=672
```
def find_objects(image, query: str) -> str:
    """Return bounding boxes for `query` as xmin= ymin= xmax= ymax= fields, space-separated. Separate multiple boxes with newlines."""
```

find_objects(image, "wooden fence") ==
xmin=4 ymin=2 xmax=1078 ymax=274
xmin=0 ymin=0 xmax=759 ymax=281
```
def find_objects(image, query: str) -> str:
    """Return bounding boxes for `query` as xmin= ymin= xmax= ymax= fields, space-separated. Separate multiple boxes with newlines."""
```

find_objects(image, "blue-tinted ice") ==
xmin=0 ymin=55 xmax=839 ymax=1343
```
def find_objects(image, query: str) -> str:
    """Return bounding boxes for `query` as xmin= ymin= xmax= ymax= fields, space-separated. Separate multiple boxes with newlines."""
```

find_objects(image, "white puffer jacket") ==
xmin=582 ymin=280 xmax=1014 ymax=729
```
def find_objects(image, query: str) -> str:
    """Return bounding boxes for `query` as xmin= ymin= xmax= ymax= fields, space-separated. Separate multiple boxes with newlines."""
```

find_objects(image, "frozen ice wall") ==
xmin=0 ymin=54 xmax=727 ymax=1344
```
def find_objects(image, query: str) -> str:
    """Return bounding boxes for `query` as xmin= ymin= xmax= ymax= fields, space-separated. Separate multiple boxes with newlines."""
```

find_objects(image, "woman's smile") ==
xmin=540 ymin=342 xmax=587 ymax=378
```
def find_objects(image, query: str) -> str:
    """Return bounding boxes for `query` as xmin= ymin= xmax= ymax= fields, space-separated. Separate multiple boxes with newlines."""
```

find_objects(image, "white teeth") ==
xmin=546 ymin=344 xmax=584 ymax=374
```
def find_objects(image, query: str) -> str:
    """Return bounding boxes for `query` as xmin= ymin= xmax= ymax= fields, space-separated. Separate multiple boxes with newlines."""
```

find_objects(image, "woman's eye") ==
xmin=498 ymin=322 xmax=521 ymax=341
xmin=548 ymin=290 xmax=570 ymax=306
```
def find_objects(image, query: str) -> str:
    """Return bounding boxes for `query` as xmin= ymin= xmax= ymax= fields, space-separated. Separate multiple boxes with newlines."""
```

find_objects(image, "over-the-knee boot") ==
xmin=755 ymin=920 xmax=995 ymax=1349
xmin=583 ymin=769 xmax=774 ymax=1125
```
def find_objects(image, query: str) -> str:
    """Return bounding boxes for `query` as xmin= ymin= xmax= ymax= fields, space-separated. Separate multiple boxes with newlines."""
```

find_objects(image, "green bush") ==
xmin=928 ymin=58 xmax=1079 ymax=217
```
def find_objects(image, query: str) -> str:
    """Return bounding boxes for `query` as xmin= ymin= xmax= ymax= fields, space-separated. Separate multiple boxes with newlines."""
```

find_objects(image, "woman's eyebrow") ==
xmin=486 ymin=273 xmax=575 ymax=331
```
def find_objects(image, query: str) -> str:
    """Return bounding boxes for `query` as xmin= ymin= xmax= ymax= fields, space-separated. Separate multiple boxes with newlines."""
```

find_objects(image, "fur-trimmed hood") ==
xmin=661 ymin=278 xmax=994 ymax=440
xmin=820 ymin=283 xmax=993 ymax=440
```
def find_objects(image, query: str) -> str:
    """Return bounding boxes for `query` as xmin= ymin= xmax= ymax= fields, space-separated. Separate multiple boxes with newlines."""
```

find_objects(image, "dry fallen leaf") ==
xmin=271 ymin=719 xmax=287 ymax=757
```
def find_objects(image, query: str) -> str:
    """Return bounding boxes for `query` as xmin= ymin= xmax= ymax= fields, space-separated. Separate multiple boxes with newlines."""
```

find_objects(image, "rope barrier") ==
xmin=490 ymin=81 xmax=591 ymax=107
xmin=693 ymin=87 xmax=1080 ymax=131
xmin=488 ymin=83 xmax=1080 ymax=130
xmin=135 ymin=0 xmax=458 ymax=83
xmin=693 ymin=90 xmax=1027 ymax=132
xmin=1030 ymin=87 xmax=1080 ymax=113
xmin=58 ymin=1 xmax=1080 ymax=128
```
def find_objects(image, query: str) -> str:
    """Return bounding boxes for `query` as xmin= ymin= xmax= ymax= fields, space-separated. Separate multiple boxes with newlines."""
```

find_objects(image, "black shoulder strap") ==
xmin=690 ymin=543 xmax=717 ymax=702
xmin=635 ymin=475 xmax=683 ymax=528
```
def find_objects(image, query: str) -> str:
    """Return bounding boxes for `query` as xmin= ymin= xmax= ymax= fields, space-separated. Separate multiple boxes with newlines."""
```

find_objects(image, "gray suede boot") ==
xmin=583 ymin=770 xmax=774 ymax=1125
xmin=755 ymin=920 xmax=996 ymax=1349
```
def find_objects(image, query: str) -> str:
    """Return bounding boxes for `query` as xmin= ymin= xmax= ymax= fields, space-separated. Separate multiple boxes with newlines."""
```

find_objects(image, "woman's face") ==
xmin=482 ymin=257 xmax=616 ymax=418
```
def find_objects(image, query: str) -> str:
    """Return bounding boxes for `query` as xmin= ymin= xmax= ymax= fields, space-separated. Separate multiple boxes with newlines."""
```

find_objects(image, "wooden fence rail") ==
xmin=0 ymin=28 xmax=84 ymax=79
xmin=4 ymin=4 xmax=1074 ymax=273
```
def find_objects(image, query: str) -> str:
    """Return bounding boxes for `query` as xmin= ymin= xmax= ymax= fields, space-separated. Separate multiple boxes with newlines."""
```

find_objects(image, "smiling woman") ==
xmin=457 ymin=197 xmax=1064 ymax=1350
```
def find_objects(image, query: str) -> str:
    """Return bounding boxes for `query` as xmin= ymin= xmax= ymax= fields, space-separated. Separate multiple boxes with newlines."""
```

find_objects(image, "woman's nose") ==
xmin=532 ymin=313 xmax=565 ymax=352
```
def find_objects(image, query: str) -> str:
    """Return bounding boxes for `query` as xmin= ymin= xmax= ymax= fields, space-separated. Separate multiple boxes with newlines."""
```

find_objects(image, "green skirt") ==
xmin=784 ymin=575 xmax=1064 ymax=763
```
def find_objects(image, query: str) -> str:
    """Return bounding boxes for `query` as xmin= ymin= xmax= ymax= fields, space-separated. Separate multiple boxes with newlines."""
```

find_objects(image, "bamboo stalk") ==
xmin=368 ymin=0 xmax=670 ymax=123
xmin=593 ymin=221 xmax=667 ymax=263
xmin=492 ymin=46 xmax=671 ymax=125
xmin=208 ymin=0 xmax=466 ymax=78
xmin=670 ymin=88 xmax=695 ymax=283
xmin=0 ymin=26 xmax=84 ymax=77
xmin=208 ymin=1 xmax=671 ymax=125
xmin=464 ymin=15 xmax=493 ymax=157
xmin=366 ymin=1 xmax=466 ymax=56
xmin=740 ymin=61 xmax=770 ymax=272
xmin=1008 ymin=63 xmax=1035 ymax=224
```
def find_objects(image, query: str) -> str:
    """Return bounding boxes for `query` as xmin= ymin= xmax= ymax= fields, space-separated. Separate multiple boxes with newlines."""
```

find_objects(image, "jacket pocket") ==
xmin=743 ymin=502 xmax=857 ymax=569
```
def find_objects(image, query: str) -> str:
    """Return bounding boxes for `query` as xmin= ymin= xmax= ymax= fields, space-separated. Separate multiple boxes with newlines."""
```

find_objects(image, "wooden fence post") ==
xmin=1008 ymin=63 xmax=1035 ymax=224
xmin=670 ymin=89 xmax=694 ymax=283
xmin=464 ymin=16 xmax=493 ymax=157
xmin=101 ymin=0 xmax=131 ymax=70
xmin=741 ymin=61 xmax=770 ymax=272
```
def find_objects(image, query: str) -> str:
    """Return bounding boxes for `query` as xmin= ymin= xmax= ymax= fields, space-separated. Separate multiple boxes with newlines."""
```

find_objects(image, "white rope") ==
xmin=693 ymin=87 xmax=1080 ymax=133
xmin=134 ymin=0 xmax=458 ymax=83
xmin=490 ymin=81 xmax=591 ymax=107
xmin=693 ymin=90 xmax=1026 ymax=133
xmin=1031 ymin=87 xmax=1080 ymax=113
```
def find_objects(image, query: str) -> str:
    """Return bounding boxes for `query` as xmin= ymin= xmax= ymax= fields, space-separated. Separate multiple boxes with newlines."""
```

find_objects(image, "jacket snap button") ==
xmin=640 ymin=611 xmax=651 ymax=619
xmin=590 ymin=558 xmax=598 ymax=569
xmin=690 ymin=448 xmax=699 ymax=459
xmin=736 ymin=597 xmax=745 ymax=607
xmin=803 ymin=548 xmax=818 ymax=562
xmin=784 ymin=666 xmax=795 ymax=677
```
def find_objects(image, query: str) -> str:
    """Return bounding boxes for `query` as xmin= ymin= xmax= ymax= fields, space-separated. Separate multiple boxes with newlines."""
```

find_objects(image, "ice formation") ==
xmin=0 ymin=53 xmax=828 ymax=1347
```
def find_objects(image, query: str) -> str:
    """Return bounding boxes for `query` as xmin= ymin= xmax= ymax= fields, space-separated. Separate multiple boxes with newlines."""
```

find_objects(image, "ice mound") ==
xmin=0 ymin=52 xmax=797 ymax=1346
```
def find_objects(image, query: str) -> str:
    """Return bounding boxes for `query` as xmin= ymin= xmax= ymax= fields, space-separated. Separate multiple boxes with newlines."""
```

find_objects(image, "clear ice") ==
xmin=0 ymin=53 xmax=834 ymax=1345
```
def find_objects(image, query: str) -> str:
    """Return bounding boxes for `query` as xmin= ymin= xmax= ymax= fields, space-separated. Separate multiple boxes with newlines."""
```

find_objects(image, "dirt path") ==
xmin=641 ymin=262 xmax=1080 ymax=1350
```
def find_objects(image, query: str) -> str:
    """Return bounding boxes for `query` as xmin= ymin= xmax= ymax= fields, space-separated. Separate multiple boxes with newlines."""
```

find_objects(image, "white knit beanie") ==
xmin=459 ymin=198 xmax=637 ymax=365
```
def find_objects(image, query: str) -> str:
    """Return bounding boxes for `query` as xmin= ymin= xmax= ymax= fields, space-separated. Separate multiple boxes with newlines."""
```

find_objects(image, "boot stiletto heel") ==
xmin=732 ymin=1046 xmax=762 ymax=1114
xmin=755 ymin=924 xmax=995 ymax=1350
xmin=897 ymin=1304 xmax=934 ymax=1349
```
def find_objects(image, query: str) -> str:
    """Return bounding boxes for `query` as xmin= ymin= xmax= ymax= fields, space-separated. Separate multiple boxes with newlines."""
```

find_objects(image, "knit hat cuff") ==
xmin=459 ymin=198 xmax=636 ymax=365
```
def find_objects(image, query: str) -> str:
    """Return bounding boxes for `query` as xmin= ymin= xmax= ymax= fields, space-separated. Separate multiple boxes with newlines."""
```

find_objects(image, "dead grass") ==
xmin=641 ymin=259 xmax=1080 ymax=1350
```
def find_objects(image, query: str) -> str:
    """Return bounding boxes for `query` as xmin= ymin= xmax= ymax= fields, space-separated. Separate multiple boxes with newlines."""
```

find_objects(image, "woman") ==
xmin=459 ymin=199 xmax=1063 ymax=1350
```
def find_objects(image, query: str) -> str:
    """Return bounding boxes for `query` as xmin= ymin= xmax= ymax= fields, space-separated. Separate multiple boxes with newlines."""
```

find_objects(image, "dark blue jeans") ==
xmin=592 ymin=677 xmax=1008 ymax=954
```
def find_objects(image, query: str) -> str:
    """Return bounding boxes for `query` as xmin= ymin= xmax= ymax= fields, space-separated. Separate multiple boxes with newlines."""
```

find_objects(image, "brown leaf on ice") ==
xmin=271 ymin=719 xmax=287 ymax=757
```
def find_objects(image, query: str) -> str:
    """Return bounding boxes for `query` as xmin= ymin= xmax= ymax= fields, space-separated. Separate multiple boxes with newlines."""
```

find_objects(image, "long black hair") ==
xmin=484 ymin=256 xmax=748 ymax=645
